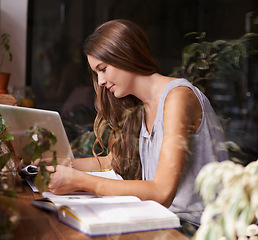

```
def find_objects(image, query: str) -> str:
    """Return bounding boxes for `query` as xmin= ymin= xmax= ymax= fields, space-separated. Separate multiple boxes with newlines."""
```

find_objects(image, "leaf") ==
xmin=0 ymin=152 xmax=12 ymax=170
xmin=244 ymin=160 xmax=258 ymax=175
xmin=4 ymin=132 xmax=14 ymax=142
xmin=207 ymin=223 xmax=224 ymax=240
xmin=23 ymin=141 xmax=40 ymax=162
xmin=22 ymin=125 xmax=58 ymax=161
xmin=239 ymin=32 xmax=258 ymax=41
xmin=250 ymin=186 xmax=258 ymax=219
xmin=213 ymin=40 xmax=227 ymax=48
xmin=207 ymin=53 xmax=218 ymax=62
xmin=48 ymin=132 xmax=57 ymax=146
xmin=195 ymin=222 xmax=223 ymax=240
xmin=52 ymin=151 xmax=57 ymax=170
xmin=8 ymin=53 xmax=12 ymax=62
xmin=34 ymin=170 xmax=50 ymax=194
xmin=0 ymin=33 xmax=12 ymax=66
xmin=200 ymin=203 xmax=223 ymax=224
xmin=245 ymin=224 xmax=258 ymax=237
xmin=232 ymin=43 xmax=247 ymax=56
xmin=235 ymin=204 xmax=253 ymax=238
xmin=195 ymin=59 xmax=209 ymax=70
xmin=3 ymin=43 xmax=9 ymax=51
xmin=182 ymin=43 xmax=198 ymax=66
xmin=198 ymin=41 xmax=211 ymax=56
xmin=187 ymin=63 xmax=196 ymax=74
xmin=223 ymin=214 xmax=237 ymax=240
xmin=199 ymin=173 xmax=222 ymax=204
xmin=195 ymin=224 xmax=211 ymax=240
xmin=198 ymin=32 xmax=206 ymax=41
xmin=184 ymin=32 xmax=200 ymax=38
xmin=195 ymin=161 xmax=219 ymax=193
xmin=223 ymin=189 xmax=247 ymax=239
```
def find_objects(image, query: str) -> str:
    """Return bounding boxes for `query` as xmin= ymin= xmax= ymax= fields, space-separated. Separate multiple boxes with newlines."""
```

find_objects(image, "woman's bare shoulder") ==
xmin=164 ymin=86 xmax=202 ymax=132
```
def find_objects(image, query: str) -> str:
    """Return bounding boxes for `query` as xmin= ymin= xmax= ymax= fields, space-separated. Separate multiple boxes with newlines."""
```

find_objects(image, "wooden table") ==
xmin=11 ymin=176 xmax=187 ymax=240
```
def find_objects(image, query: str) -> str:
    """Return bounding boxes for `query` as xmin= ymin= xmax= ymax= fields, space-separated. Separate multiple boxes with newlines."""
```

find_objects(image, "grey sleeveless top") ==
xmin=139 ymin=78 xmax=228 ymax=225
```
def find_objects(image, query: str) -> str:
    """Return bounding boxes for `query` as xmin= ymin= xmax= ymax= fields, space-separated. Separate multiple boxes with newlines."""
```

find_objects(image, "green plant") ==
xmin=0 ymin=33 xmax=13 ymax=72
xmin=0 ymin=114 xmax=14 ymax=170
xmin=0 ymin=115 xmax=19 ymax=240
xmin=71 ymin=128 xmax=109 ymax=158
xmin=194 ymin=160 xmax=258 ymax=240
xmin=22 ymin=125 xmax=57 ymax=193
xmin=170 ymin=32 xmax=257 ymax=94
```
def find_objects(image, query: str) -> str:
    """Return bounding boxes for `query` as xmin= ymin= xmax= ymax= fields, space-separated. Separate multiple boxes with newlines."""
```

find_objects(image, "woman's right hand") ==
xmin=47 ymin=165 xmax=82 ymax=195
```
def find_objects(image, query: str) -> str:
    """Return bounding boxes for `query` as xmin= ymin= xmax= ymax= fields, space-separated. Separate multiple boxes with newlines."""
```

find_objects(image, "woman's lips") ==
xmin=108 ymin=85 xmax=115 ymax=92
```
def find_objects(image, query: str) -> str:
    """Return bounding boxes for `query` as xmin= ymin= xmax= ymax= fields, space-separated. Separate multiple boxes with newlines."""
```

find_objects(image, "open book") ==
xmin=31 ymin=191 xmax=181 ymax=237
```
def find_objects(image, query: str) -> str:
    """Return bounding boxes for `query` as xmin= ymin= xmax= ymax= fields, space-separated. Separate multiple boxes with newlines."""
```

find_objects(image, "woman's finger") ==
xmin=46 ymin=165 xmax=55 ymax=172
xmin=18 ymin=160 xmax=25 ymax=170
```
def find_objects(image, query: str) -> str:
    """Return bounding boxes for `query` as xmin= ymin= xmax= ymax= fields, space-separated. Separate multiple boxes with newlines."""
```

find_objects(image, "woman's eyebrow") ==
xmin=91 ymin=64 xmax=102 ymax=75
xmin=95 ymin=63 xmax=103 ymax=71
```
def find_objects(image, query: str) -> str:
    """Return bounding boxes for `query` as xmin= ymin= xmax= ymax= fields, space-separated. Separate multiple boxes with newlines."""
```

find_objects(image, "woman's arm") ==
xmin=48 ymin=87 xmax=202 ymax=207
xmin=150 ymin=86 xmax=202 ymax=207
xmin=72 ymin=153 xmax=112 ymax=171
xmin=18 ymin=154 xmax=112 ymax=172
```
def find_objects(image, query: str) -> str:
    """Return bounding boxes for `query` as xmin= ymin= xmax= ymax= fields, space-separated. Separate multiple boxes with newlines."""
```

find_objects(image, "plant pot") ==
xmin=0 ymin=73 xmax=10 ymax=94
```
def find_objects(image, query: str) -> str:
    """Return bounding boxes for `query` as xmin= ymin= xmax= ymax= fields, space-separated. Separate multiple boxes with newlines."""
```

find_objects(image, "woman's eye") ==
xmin=100 ymin=67 xmax=106 ymax=72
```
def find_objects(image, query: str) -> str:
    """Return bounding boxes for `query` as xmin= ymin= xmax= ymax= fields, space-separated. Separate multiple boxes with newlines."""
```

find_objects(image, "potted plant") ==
xmin=0 ymin=33 xmax=13 ymax=94
xmin=22 ymin=125 xmax=58 ymax=193
xmin=0 ymin=113 xmax=15 ymax=196
xmin=170 ymin=32 xmax=258 ymax=114
xmin=194 ymin=160 xmax=258 ymax=239
xmin=0 ymin=117 xmax=58 ymax=237
xmin=0 ymin=114 xmax=20 ymax=240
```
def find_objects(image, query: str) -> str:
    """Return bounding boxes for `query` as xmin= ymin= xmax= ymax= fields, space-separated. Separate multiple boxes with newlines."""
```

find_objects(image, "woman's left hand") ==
xmin=46 ymin=165 xmax=83 ymax=195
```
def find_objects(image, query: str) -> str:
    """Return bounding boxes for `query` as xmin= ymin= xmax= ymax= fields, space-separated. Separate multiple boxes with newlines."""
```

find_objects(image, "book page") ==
xmin=42 ymin=191 xmax=140 ymax=208
xmin=86 ymin=169 xmax=123 ymax=180
xmin=67 ymin=200 xmax=177 ymax=224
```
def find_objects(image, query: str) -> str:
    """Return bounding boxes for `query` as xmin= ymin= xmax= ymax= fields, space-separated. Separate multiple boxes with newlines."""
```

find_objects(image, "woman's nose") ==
xmin=98 ymin=74 xmax=107 ymax=86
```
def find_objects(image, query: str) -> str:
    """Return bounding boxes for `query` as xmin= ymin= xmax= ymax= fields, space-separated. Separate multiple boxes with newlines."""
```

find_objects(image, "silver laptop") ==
xmin=0 ymin=104 xmax=74 ymax=162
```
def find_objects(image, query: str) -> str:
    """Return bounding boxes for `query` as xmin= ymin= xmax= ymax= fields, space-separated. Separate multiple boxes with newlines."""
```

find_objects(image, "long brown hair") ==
xmin=84 ymin=19 xmax=159 ymax=180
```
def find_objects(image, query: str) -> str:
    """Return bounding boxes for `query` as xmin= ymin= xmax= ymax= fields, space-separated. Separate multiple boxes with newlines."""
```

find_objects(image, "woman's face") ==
xmin=87 ymin=55 xmax=136 ymax=98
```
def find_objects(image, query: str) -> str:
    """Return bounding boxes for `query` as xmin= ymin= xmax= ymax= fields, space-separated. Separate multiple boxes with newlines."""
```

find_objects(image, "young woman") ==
xmin=46 ymin=19 xmax=228 ymax=226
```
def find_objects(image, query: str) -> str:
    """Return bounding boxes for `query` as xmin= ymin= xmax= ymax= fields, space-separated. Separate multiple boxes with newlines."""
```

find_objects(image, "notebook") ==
xmin=0 ymin=104 xmax=74 ymax=161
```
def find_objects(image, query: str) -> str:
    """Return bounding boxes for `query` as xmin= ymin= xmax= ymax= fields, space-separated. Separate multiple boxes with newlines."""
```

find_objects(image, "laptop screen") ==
xmin=0 ymin=104 xmax=74 ymax=163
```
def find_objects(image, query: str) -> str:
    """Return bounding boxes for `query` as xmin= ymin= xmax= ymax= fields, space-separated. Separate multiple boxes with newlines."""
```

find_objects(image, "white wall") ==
xmin=0 ymin=0 xmax=28 ymax=90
